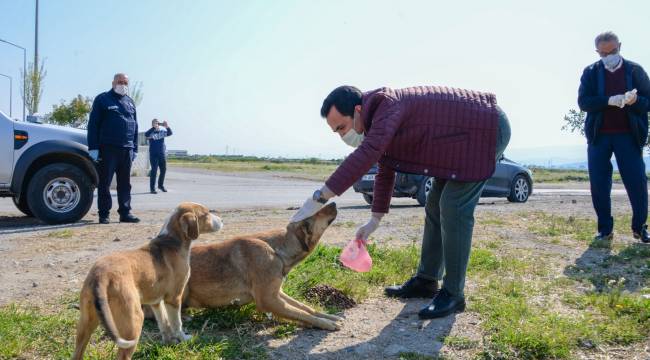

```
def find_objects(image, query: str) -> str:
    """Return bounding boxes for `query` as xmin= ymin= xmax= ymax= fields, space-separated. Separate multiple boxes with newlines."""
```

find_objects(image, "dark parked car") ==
xmin=353 ymin=155 xmax=533 ymax=206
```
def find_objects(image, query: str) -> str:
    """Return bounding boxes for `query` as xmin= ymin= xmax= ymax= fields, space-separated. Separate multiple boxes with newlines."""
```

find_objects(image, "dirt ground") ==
xmin=0 ymin=182 xmax=648 ymax=359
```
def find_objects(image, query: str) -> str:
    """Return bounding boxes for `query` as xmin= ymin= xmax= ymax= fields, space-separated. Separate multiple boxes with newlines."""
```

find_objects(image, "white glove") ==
xmin=290 ymin=186 xmax=336 ymax=223
xmin=624 ymin=89 xmax=638 ymax=105
xmin=291 ymin=198 xmax=323 ymax=223
xmin=89 ymin=150 xmax=99 ymax=162
xmin=355 ymin=215 xmax=383 ymax=243
xmin=608 ymin=94 xmax=626 ymax=108
xmin=131 ymin=152 xmax=138 ymax=162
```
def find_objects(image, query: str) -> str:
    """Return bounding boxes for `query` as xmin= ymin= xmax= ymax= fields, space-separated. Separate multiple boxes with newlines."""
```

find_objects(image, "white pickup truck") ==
xmin=0 ymin=111 xmax=97 ymax=224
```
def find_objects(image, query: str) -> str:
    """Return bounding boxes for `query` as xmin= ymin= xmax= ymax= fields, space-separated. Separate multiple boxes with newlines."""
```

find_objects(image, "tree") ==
xmin=129 ymin=81 xmax=143 ymax=106
xmin=21 ymin=59 xmax=47 ymax=115
xmin=562 ymin=108 xmax=650 ymax=151
xmin=47 ymin=95 xmax=92 ymax=128
xmin=561 ymin=109 xmax=586 ymax=136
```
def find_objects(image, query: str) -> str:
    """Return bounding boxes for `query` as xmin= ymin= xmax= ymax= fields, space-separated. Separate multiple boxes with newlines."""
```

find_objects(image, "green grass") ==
xmin=524 ymin=212 xmax=595 ymax=244
xmin=168 ymin=155 xmax=339 ymax=181
xmin=473 ymin=276 xmax=650 ymax=359
xmin=0 ymin=303 xmax=269 ymax=360
xmin=467 ymin=239 xmax=649 ymax=359
xmin=529 ymin=167 xmax=625 ymax=183
xmin=47 ymin=229 xmax=74 ymax=238
xmin=284 ymin=244 xmax=420 ymax=305
xmin=0 ymin=244 xmax=420 ymax=359
xmin=168 ymin=155 xmax=650 ymax=185
xmin=4 ymin=211 xmax=650 ymax=359
xmin=398 ymin=353 xmax=448 ymax=360
xmin=528 ymin=167 xmax=591 ymax=183
xmin=0 ymin=304 xmax=76 ymax=359
xmin=442 ymin=335 xmax=478 ymax=350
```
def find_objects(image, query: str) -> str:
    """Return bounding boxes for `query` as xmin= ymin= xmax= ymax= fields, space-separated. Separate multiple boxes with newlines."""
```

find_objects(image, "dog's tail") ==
xmin=93 ymin=278 xmax=137 ymax=349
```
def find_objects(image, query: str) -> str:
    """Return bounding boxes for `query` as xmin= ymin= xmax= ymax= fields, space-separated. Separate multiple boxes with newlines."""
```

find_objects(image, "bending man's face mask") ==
xmin=341 ymin=116 xmax=364 ymax=148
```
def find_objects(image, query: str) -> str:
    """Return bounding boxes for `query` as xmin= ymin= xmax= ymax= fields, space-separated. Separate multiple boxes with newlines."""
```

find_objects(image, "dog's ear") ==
xmin=300 ymin=219 xmax=313 ymax=238
xmin=298 ymin=219 xmax=313 ymax=241
xmin=180 ymin=212 xmax=199 ymax=240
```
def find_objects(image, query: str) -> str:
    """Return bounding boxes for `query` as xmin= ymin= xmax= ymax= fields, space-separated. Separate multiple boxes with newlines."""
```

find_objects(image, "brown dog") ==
xmin=183 ymin=202 xmax=342 ymax=330
xmin=72 ymin=202 xmax=223 ymax=360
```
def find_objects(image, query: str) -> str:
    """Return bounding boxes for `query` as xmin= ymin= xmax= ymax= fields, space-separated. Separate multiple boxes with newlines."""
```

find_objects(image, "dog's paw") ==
xmin=315 ymin=318 xmax=340 ymax=331
xmin=161 ymin=334 xmax=179 ymax=345
xmin=166 ymin=332 xmax=192 ymax=344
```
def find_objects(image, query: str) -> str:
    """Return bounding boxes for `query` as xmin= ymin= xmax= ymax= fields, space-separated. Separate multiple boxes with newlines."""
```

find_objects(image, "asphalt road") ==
xmin=0 ymin=167 xmax=365 ymax=214
xmin=0 ymin=166 xmax=630 ymax=214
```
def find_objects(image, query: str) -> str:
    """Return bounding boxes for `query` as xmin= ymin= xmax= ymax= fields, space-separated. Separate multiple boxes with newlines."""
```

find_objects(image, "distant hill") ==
xmin=506 ymin=145 xmax=650 ymax=171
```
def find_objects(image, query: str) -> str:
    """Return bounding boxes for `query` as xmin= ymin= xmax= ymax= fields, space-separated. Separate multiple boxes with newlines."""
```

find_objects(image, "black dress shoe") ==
xmin=418 ymin=288 xmax=466 ymax=319
xmin=593 ymin=232 xmax=613 ymax=242
xmin=119 ymin=214 xmax=140 ymax=223
xmin=633 ymin=225 xmax=650 ymax=244
xmin=150 ymin=189 xmax=157 ymax=194
xmin=99 ymin=217 xmax=110 ymax=224
xmin=158 ymin=186 xmax=167 ymax=192
xmin=385 ymin=276 xmax=438 ymax=299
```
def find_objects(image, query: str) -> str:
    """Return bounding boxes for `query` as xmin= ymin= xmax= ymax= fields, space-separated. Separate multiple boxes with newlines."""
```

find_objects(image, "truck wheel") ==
xmin=362 ymin=193 xmax=373 ymax=205
xmin=26 ymin=163 xmax=94 ymax=224
xmin=416 ymin=177 xmax=433 ymax=206
xmin=12 ymin=196 xmax=33 ymax=216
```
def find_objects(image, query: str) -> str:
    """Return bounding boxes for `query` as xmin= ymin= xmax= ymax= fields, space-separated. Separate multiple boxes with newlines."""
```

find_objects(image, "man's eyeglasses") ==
xmin=596 ymin=47 xmax=620 ymax=57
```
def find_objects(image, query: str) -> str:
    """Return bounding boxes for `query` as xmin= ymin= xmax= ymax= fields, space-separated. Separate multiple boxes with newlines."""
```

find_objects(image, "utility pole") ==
xmin=34 ymin=0 xmax=39 ymax=67
xmin=32 ymin=0 xmax=39 ymax=114
xmin=0 ymin=73 xmax=12 ymax=117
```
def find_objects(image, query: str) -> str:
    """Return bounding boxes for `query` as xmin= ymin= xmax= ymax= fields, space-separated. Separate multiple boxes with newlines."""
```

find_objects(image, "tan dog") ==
xmin=72 ymin=202 xmax=223 ymax=360
xmin=183 ymin=202 xmax=342 ymax=330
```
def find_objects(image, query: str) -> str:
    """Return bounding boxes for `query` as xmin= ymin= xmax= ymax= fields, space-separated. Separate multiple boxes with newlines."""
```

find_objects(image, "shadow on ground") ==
xmin=0 ymin=214 xmax=93 ymax=235
xmin=268 ymin=298 xmax=455 ymax=359
xmin=564 ymin=236 xmax=650 ymax=293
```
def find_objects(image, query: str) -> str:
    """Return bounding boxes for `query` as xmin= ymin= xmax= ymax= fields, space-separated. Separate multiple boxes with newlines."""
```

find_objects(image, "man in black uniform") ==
xmin=87 ymin=73 xmax=140 ymax=224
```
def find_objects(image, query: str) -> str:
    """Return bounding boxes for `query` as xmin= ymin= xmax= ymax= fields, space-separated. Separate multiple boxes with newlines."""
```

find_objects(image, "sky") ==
xmin=1 ymin=0 xmax=649 ymax=159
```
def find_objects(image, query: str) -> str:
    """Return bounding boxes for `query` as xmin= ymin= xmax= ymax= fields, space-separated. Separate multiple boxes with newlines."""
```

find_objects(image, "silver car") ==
xmin=353 ymin=155 xmax=533 ymax=205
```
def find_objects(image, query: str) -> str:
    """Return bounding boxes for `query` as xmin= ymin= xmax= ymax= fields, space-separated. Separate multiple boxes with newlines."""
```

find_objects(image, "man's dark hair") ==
xmin=320 ymin=86 xmax=363 ymax=118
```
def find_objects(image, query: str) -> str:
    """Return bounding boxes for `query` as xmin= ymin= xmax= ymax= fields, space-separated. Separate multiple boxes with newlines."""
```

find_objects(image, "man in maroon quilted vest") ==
xmin=291 ymin=85 xmax=511 ymax=319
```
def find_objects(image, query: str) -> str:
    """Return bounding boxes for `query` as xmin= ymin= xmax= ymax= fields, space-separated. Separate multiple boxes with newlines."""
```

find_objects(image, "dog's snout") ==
xmin=210 ymin=213 xmax=223 ymax=231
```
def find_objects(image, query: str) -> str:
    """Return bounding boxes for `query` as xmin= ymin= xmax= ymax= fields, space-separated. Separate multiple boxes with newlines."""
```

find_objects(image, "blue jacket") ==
xmin=578 ymin=59 xmax=650 ymax=147
xmin=87 ymin=89 xmax=138 ymax=151
xmin=144 ymin=126 xmax=172 ymax=155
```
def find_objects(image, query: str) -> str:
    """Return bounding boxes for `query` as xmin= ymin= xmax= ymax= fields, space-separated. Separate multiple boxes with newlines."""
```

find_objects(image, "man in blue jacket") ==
xmin=87 ymin=73 xmax=140 ymax=224
xmin=145 ymin=118 xmax=172 ymax=193
xmin=578 ymin=31 xmax=650 ymax=243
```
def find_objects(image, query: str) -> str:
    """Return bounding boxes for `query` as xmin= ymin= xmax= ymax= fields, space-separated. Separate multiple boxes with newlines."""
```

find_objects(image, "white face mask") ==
xmin=114 ymin=84 xmax=128 ymax=96
xmin=601 ymin=54 xmax=622 ymax=71
xmin=341 ymin=116 xmax=364 ymax=148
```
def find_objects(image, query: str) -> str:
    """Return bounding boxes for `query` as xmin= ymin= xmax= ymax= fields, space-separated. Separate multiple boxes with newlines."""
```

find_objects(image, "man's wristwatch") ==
xmin=312 ymin=190 xmax=328 ymax=204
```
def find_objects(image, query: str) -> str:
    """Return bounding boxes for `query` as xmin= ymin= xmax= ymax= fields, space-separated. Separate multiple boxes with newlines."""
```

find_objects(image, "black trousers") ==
xmin=588 ymin=133 xmax=648 ymax=234
xmin=97 ymin=146 xmax=133 ymax=218
xmin=150 ymin=153 xmax=167 ymax=190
